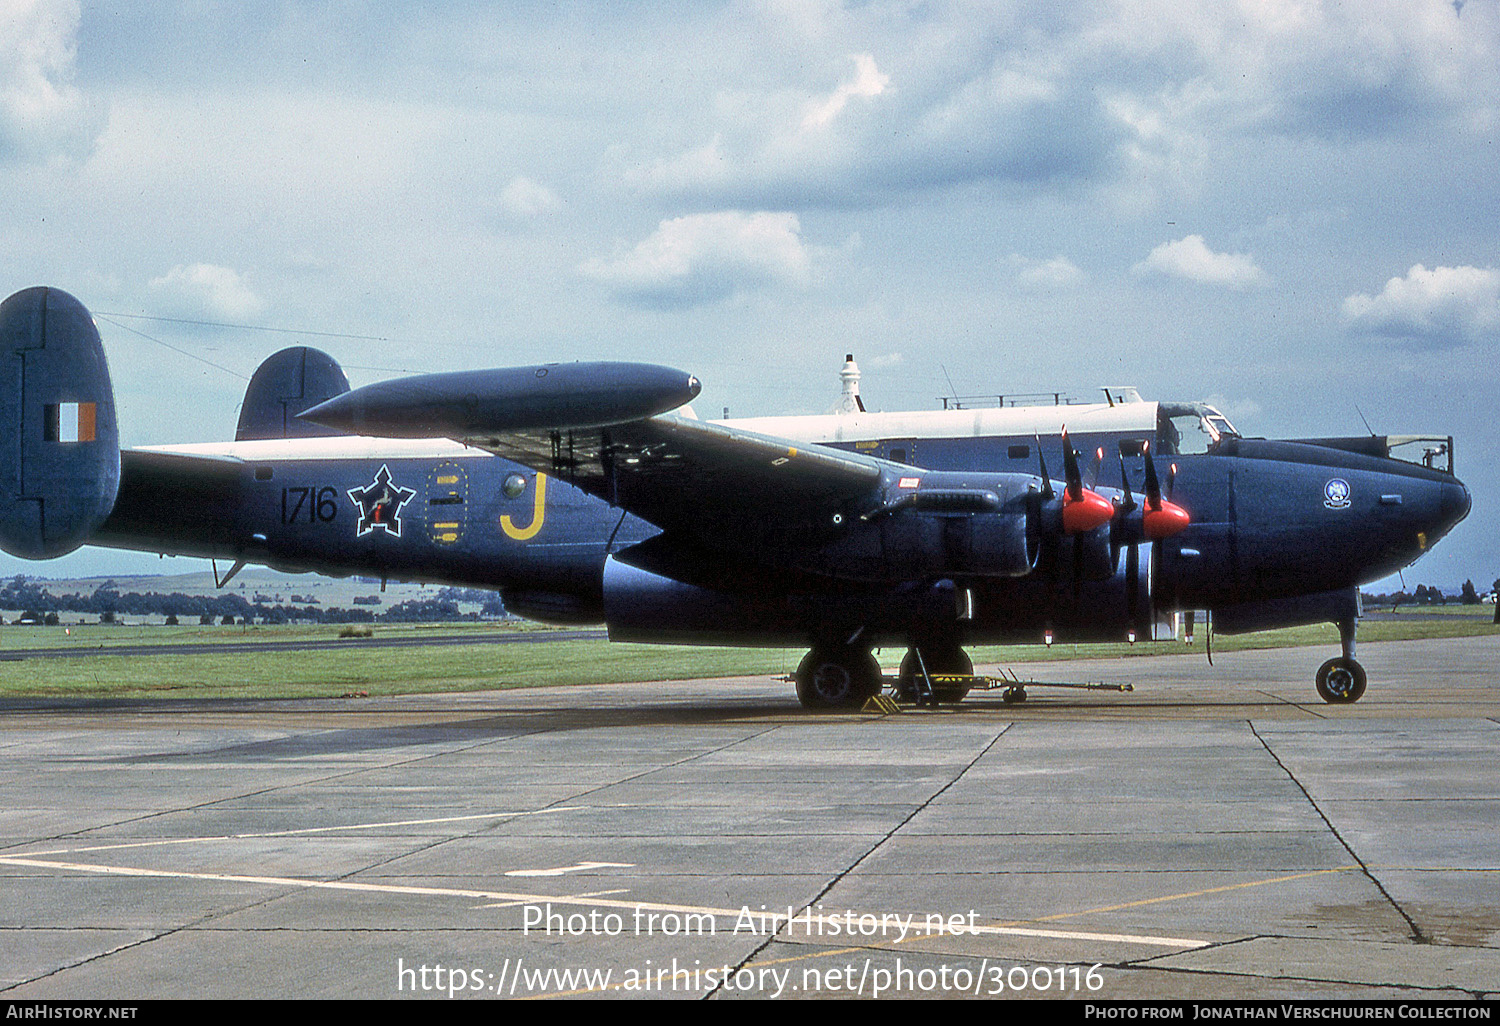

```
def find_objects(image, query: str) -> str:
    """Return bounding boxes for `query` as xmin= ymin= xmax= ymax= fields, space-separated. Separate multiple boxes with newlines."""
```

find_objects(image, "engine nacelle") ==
xmin=602 ymin=555 xmax=972 ymax=645
xmin=876 ymin=507 xmax=1035 ymax=579
xmin=0 ymin=287 xmax=120 ymax=558
xmin=794 ymin=474 xmax=1039 ymax=583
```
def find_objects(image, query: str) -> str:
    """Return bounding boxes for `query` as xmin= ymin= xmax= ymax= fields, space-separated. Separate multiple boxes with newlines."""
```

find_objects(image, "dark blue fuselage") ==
xmin=92 ymin=421 xmax=1470 ymax=649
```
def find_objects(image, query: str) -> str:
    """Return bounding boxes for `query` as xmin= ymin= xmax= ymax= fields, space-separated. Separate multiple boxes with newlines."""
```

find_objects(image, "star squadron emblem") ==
xmin=348 ymin=465 xmax=416 ymax=537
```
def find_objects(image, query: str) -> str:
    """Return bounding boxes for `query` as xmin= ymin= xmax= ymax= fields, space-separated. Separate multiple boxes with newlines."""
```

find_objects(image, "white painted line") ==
xmin=12 ymin=807 xmax=588 ymax=859
xmin=0 ymin=853 xmax=1208 ymax=949
xmin=505 ymin=861 xmax=635 ymax=877
xmin=475 ymin=888 xmax=632 ymax=910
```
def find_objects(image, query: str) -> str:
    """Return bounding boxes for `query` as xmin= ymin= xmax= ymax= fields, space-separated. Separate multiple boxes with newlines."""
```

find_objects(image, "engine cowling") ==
xmin=601 ymin=555 xmax=975 ymax=645
xmin=0 ymin=287 xmax=120 ymax=558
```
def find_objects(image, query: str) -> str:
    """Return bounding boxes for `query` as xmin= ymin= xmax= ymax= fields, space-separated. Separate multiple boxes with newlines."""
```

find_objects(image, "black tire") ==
xmin=1315 ymin=657 xmax=1367 ymax=703
xmin=897 ymin=646 xmax=973 ymax=703
xmin=795 ymin=647 xmax=883 ymax=710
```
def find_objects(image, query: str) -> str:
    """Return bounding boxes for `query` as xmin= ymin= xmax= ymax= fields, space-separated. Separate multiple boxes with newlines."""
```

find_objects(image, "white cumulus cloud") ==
xmin=148 ymin=264 xmax=266 ymax=322
xmin=1133 ymin=235 xmax=1269 ymax=289
xmin=1342 ymin=264 xmax=1500 ymax=347
xmin=802 ymin=54 xmax=889 ymax=130
xmin=1012 ymin=255 xmax=1085 ymax=289
xmin=0 ymin=0 xmax=100 ymax=162
xmin=580 ymin=211 xmax=813 ymax=309
xmin=497 ymin=175 xmax=560 ymax=220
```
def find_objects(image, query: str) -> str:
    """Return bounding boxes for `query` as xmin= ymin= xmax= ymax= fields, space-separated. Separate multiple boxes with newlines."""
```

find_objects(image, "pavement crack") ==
xmin=710 ymin=723 xmax=1014 ymax=998
xmin=1250 ymin=689 xmax=1327 ymax=719
xmin=0 ymin=726 xmax=560 ymax=855
xmin=329 ymin=724 xmax=782 ymax=882
xmin=1248 ymin=722 xmax=1428 ymax=944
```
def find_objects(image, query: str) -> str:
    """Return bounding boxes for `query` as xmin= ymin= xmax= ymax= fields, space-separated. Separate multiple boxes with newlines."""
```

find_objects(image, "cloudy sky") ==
xmin=1 ymin=0 xmax=1496 ymax=589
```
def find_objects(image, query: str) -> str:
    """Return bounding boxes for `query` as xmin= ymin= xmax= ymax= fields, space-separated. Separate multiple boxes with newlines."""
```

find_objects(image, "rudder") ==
xmin=235 ymin=346 xmax=351 ymax=441
xmin=0 ymin=287 xmax=120 ymax=558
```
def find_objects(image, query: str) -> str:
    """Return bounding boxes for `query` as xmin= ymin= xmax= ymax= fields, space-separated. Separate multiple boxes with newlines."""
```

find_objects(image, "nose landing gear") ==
xmin=1315 ymin=618 xmax=1366 ymax=703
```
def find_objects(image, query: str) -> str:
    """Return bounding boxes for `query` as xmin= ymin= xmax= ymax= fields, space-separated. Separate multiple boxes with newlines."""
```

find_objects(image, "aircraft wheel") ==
xmin=795 ymin=647 xmax=882 ymax=710
xmin=897 ymin=646 xmax=973 ymax=704
xmin=1315 ymin=657 xmax=1367 ymax=704
xmin=1001 ymin=686 xmax=1028 ymax=705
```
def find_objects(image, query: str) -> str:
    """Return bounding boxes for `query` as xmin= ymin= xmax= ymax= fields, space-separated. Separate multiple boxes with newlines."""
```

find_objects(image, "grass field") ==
xmin=0 ymin=612 xmax=1493 ymax=700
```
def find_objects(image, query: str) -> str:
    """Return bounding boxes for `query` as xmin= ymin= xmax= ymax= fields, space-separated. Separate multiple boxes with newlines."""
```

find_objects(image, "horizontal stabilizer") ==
xmin=298 ymin=362 xmax=701 ymax=437
xmin=0 ymin=287 xmax=120 ymax=557
xmin=236 ymin=346 xmax=351 ymax=441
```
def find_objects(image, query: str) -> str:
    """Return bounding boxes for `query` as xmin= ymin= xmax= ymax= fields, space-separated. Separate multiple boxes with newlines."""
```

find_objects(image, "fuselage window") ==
xmin=1008 ymin=444 xmax=1030 ymax=459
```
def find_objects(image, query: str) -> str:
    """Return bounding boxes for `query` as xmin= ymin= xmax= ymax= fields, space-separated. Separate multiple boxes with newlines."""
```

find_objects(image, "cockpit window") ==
xmin=1157 ymin=403 xmax=1239 ymax=456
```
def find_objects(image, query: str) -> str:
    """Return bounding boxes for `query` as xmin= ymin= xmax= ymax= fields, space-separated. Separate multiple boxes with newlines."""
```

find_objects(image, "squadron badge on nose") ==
xmin=1323 ymin=478 xmax=1351 ymax=510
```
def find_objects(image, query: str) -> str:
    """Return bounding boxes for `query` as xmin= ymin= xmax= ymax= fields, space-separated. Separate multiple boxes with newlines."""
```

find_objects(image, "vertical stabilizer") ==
xmin=0 ymin=287 xmax=121 ymax=557
xmin=235 ymin=346 xmax=351 ymax=440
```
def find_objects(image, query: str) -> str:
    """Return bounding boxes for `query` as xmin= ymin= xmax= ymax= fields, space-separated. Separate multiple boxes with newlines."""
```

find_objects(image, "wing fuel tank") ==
xmin=299 ymin=362 xmax=701 ymax=437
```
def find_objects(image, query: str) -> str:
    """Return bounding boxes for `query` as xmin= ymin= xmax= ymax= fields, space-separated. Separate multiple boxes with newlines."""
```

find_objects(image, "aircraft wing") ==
xmin=473 ymin=413 xmax=884 ymax=535
xmin=298 ymin=363 xmax=886 ymax=539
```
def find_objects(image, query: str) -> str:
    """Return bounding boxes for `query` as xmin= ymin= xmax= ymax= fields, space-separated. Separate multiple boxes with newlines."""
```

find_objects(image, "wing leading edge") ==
xmin=301 ymin=364 xmax=888 ymax=544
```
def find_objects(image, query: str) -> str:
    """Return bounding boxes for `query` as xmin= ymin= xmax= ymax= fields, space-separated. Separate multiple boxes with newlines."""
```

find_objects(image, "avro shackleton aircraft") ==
xmin=0 ymin=287 xmax=1471 ymax=707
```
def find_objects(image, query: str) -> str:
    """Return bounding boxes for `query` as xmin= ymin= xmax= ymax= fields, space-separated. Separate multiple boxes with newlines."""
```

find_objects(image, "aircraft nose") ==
xmin=1440 ymin=477 xmax=1472 ymax=529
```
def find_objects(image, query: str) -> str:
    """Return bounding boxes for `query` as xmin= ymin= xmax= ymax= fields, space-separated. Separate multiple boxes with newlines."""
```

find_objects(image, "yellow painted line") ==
xmin=0 ymin=852 xmax=1205 ymax=949
xmin=527 ymin=867 xmax=1369 ymax=999
xmin=998 ymin=866 xmax=1364 ymax=927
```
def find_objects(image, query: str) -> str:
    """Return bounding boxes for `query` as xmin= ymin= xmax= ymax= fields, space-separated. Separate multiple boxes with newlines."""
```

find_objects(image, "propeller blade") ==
xmin=1034 ymin=434 xmax=1054 ymax=501
xmin=1072 ymin=533 xmax=1084 ymax=600
xmin=1036 ymin=428 xmax=1114 ymax=536
xmin=1062 ymin=426 xmax=1082 ymax=501
xmin=1142 ymin=440 xmax=1162 ymax=511
xmin=1141 ymin=452 xmax=1189 ymax=540
xmin=1116 ymin=453 xmax=1137 ymax=513
xmin=1091 ymin=446 xmax=1104 ymax=490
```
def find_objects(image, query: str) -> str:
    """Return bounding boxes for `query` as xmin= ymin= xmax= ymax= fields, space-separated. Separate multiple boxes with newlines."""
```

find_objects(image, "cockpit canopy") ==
xmin=1157 ymin=401 xmax=1240 ymax=455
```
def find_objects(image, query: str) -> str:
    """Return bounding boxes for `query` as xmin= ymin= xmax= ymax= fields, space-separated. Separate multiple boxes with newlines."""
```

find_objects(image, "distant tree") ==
xmin=1461 ymin=580 xmax=1480 ymax=605
xmin=1494 ymin=578 xmax=1500 ymax=624
xmin=165 ymin=614 xmax=179 ymax=625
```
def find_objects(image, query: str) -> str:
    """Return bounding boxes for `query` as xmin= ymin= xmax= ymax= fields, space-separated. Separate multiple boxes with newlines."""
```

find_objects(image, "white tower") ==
xmin=832 ymin=353 xmax=865 ymax=414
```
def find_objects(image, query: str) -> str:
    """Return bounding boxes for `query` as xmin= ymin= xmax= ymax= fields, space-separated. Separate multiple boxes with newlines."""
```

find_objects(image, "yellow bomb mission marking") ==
xmin=501 ymin=473 xmax=548 ymax=541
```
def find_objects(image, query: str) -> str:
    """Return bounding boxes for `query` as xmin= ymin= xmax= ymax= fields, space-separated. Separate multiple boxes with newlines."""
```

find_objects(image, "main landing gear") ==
xmin=794 ymin=645 xmax=883 ymax=710
xmin=1315 ymin=618 xmax=1367 ymax=704
xmin=896 ymin=645 xmax=972 ymax=706
xmin=791 ymin=642 xmax=976 ymax=710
